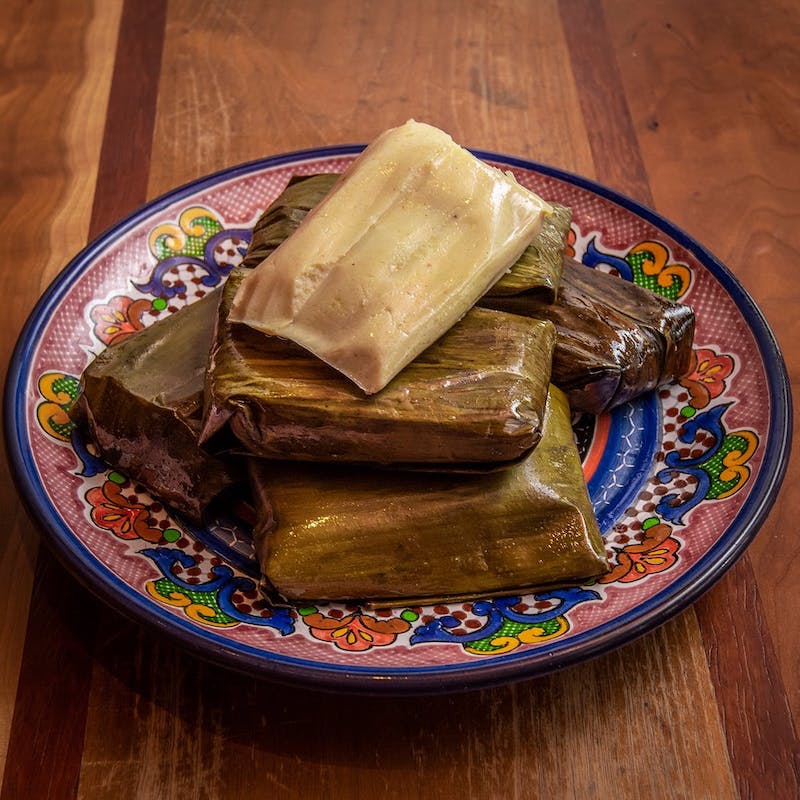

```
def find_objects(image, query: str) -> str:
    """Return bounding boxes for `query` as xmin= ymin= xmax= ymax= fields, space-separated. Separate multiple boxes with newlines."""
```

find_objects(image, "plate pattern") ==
xmin=16 ymin=150 xmax=783 ymax=688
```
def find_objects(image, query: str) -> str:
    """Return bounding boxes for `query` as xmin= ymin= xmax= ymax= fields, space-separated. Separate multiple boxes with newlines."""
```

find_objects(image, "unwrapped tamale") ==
xmin=480 ymin=258 xmax=695 ymax=414
xmin=203 ymin=267 xmax=556 ymax=465
xmin=243 ymin=173 xmax=571 ymax=300
xmin=70 ymin=294 xmax=244 ymax=522
xmin=229 ymin=120 xmax=551 ymax=394
xmin=250 ymin=385 xmax=608 ymax=604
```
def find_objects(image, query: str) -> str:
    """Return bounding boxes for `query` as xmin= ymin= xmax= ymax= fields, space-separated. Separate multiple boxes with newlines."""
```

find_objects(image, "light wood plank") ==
xmin=146 ymin=0 xmax=596 ymax=196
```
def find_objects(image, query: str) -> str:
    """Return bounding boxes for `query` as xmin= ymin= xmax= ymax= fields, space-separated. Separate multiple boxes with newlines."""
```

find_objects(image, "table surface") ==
xmin=1 ymin=1 xmax=798 ymax=797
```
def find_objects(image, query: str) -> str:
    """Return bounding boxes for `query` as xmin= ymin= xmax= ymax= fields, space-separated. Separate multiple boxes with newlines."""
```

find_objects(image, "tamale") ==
xmin=250 ymin=386 xmax=608 ymax=604
xmin=70 ymin=293 xmax=244 ymax=523
xmin=203 ymin=267 xmax=556 ymax=465
xmin=229 ymin=120 xmax=551 ymax=394
xmin=243 ymin=173 xmax=571 ymax=300
xmin=480 ymin=258 xmax=695 ymax=414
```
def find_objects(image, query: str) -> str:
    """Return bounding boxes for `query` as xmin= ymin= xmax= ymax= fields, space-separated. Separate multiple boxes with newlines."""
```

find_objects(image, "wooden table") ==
xmin=2 ymin=1 xmax=798 ymax=797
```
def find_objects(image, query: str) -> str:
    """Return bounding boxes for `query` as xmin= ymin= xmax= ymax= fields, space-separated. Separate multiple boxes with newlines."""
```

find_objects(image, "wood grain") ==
xmin=146 ymin=0 xmax=596 ymax=195
xmin=603 ymin=0 xmax=800 ymax=769
xmin=1 ymin=0 xmax=797 ymax=797
xmin=0 ymin=0 xmax=121 ymax=782
xmin=77 ymin=611 xmax=736 ymax=800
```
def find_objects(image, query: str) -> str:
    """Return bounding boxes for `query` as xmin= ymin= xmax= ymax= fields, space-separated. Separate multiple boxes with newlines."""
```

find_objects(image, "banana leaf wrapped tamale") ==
xmin=70 ymin=293 xmax=244 ymax=523
xmin=238 ymin=173 xmax=693 ymax=413
xmin=243 ymin=173 xmax=572 ymax=300
xmin=203 ymin=267 xmax=556 ymax=465
xmin=250 ymin=385 xmax=608 ymax=604
xmin=480 ymin=258 xmax=695 ymax=414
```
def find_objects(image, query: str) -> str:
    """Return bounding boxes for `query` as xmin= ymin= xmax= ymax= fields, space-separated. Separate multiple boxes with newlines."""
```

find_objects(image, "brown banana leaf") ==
xmin=70 ymin=293 xmax=244 ymax=523
xmin=480 ymin=258 xmax=695 ymax=414
xmin=249 ymin=385 xmax=608 ymax=604
xmin=202 ymin=267 xmax=556 ymax=465
xmin=242 ymin=173 xmax=570 ymax=300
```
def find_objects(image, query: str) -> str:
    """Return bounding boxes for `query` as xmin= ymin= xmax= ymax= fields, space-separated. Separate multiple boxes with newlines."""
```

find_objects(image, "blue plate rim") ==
xmin=4 ymin=144 xmax=793 ymax=695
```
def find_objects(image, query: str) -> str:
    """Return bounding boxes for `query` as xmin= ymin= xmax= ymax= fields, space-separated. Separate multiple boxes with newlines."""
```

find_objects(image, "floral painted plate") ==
xmin=6 ymin=147 xmax=791 ymax=694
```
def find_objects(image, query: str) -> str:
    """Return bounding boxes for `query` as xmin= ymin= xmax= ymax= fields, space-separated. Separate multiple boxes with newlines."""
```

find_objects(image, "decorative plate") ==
xmin=6 ymin=147 xmax=792 ymax=694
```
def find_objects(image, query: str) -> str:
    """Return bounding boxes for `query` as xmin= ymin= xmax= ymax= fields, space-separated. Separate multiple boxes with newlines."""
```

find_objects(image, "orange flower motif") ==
xmin=600 ymin=522 xmax=680 ymax=584
xmin=86 ymin=480 xmax=163 ymax=542
xmin=301 ymin=610 xmax=411 ymax=652
xmin=680 ymin=348 xmax=735 ymax=409
xmin=91 ymin=295 xmax=152 ymax=346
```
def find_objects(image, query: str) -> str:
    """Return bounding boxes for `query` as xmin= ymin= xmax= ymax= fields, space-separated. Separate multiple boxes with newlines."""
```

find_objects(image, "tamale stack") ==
xmin=480 ymin=258 xmax=696 ymax=414
xmin=228 ymin=121 xmax=552 ymax=395
xmin=203 ymin=267 xmax=556 ymax=465
xmin=250 ymin=385 xmax=609 ymax=604
xmin=70 ymin=293 xmax=244 ymax=523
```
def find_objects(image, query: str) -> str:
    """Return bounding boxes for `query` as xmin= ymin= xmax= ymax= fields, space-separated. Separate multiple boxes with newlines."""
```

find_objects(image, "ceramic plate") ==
xmin=6 ymin=147 xmax=792 ymax=694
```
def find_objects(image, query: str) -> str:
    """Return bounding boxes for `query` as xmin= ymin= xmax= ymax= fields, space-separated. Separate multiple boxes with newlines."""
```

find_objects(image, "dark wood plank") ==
xmin=558 ymin=0 xmax=653 ymax=205
xmin=90 ymin=0 xmax=168 ymax=237
xmin=0 ymin=553 xmax=97 ymax=800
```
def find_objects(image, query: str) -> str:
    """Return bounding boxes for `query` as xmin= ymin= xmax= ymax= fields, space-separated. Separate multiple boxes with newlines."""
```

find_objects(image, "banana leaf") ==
xmin=242 ymin=173 xmax=570 ymax=301
xmin=240 ymin=174 xmax=339 ymax=270
xmin=203 ymin=267 xmax=556 ymax=465
xmin=487 ymin=202 xmax=572 ymax=299
xmin=70 ymin=293 xmax=244 ymax=523
xmin=480 ymin=258 xmax=695 ymax=414
xmin=249 ymin=385 xmax=608 ymax=604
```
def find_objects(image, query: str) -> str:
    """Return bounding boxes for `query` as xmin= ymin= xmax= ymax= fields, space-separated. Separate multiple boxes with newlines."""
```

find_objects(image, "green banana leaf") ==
xmin=203 ymin=267 xmax=556 ymax=465
xmin=249 ymin=385 xmax=608 ymax=604
xmin=487 ymin=202 xmax=572 ymax=299
xmin=240 ymin=174 xmax=339 ymax=270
